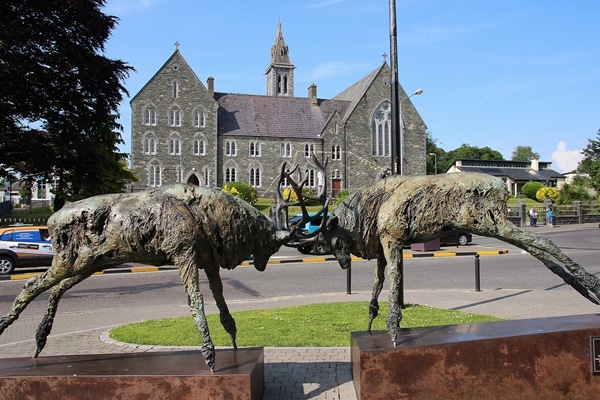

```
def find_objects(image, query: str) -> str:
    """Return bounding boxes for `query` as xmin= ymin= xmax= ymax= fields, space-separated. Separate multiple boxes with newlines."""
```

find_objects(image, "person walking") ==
xmin=529 ymin=207 xmax=538 ymax=227
xmin=546 ymin=206 xmax=554 ymax=228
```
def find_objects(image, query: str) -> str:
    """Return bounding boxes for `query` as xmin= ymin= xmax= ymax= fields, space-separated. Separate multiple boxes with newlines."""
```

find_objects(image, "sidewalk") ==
xmin=1 ymin=223 xmax=599 ymax=399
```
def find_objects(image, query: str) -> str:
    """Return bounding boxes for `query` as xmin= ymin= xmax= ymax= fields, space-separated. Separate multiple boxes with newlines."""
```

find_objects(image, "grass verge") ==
xmin=110 ymin=302 xmax=504 ymax=347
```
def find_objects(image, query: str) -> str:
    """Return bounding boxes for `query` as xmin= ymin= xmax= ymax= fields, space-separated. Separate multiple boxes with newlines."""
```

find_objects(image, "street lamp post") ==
xmin=429 ymin=152 xmax=438 ymax=174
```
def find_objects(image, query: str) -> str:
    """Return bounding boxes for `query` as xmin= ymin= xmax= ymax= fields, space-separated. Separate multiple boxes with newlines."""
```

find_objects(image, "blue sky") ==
xmin=103 ymin=0 xmax=599 ymax=173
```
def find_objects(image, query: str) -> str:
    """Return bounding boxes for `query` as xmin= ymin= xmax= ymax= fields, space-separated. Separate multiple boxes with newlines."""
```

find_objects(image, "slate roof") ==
xmin=214 ymin=93 xmax=350 ymax=139
xmin=455 ymin=164 xmax=564 ymax=182
xmin=333 ymin=63 xmax=384 ymax=121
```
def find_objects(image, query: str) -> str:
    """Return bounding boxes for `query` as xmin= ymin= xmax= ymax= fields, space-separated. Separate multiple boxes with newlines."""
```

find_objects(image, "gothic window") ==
xmin=304 ymin=168 xmax=316 ymax=187
xmin=225 ymin=166 xmax=237 ymax=183
xmin=331 ymin=144 xmax=341 ymax=160
xmin=143 ymin=134 xmax=156 ymax=155
xmin=250 ymin=141 xmax=261 ymax=157
xmin=172 ymin=80 xmax=179 ymax=98
xmin=169 ymin=134 xmax=181 ymax=155
xmin=304 ymin=143 xmax=315 ymax=158
xmin=176 ymin=165 xmax=184 ymax=183
xmin=194 ymin=110 xmax=206 ymax=127
xmin=148 ymin=161 xmax=162 ymax=187
xmin=371 ymin=101 xmax=391 ymax=157
xmin=169 ymin=109 xmax=181 ymax=127
xmin=281 ymin=142 xmax=292 ymax=158
xmin=334 ymin=122 xmax=339 ymax=135
xmin=193 ymin=138 xmax=206 ymax=155
xmin=143 ymin=108 xmax=156 ymax=126
xmin=226 ymin=140 xmax=237 ymax=156
xmin=280 ymin=166 xmax=292 ymax=187
xmin=283 ymin=75 xmax=288 ymax=94
xmin=250 ymin=167 xmax=261 ymax=187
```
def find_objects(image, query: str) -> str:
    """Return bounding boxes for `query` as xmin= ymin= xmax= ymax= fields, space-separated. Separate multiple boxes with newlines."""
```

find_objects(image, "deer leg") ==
xmin=34 ymin=271 xmax=93 ymax=357
xmin=205 ymin=267 xmax=237 ymax=349
xmin=0 ymin=270 xmax=68 ymax=337
xmin=384 ymin=244 xmax=404 ymax=345
xmin=179 ymin=262 xmax=215 ymax=372
xmin=494 ymin=221 xmax=600 ymax=304
xmin=368 ymin=251 xmax=387 ymax=332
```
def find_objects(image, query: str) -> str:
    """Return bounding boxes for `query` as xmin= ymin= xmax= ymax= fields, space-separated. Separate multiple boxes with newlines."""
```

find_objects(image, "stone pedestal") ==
xmin=351 ymin=314 xmax=600 ymax=400
xmin=0 ymin=348 xmax=263 ymax=400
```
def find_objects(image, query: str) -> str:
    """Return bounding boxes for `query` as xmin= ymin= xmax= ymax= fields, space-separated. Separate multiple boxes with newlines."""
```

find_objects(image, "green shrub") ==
xmin=521 ymin=182 xmax=544 ymax=200
xmin=536 ymin=187 xmax=559 ymax=202
xmin=335 ymin=189 xmax=351 ymax=206
xmin=555 ymin=183 xmax=591 ymax=204
xmin=222 ymin=181 xmax=258 ymax=204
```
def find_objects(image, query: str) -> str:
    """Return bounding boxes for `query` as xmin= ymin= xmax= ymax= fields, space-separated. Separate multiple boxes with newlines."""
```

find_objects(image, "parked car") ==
xmin=0 ymin=225 xmax=54 ymax=274
xmin=438 ymin=230 xmax=472 ymax=246
xmin=288 ymin=213 xmax=329 ymax=255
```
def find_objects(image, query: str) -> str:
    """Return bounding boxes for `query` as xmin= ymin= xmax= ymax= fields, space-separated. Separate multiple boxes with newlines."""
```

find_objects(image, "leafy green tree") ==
xmin=440 ymin=144 xmax=504 ymax=172
xmin=0 ymin=0 xmax=134 ymax=210
xmin=511 ymin=146 xmax=540 ymax=161
xmin=555 ymin=183 xmax=591 ymax=205
xmin=579 ymin=129 xmax=600 ymax=192
xmin=521 ymin=181 xmax=544 ymax=200
xmin=425 ymin=131 xmax=446 ymax=174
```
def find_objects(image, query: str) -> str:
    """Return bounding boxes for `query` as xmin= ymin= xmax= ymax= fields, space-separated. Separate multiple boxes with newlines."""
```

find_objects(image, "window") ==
xmin=225 ymin=166 xmax=237 ymax=183
xmin=226 ymin=140 xmax=237 ymax=156
xmin=280 ymin=167 xmax=292 ymax=187
xmin=169 ymin=110 xmax=181 ymax=127
xmin=203 ymin=167 xmax=210 ymax=186
xmin=194 ymin=110 xmax=206 ymax=127
xmin=169 ymin=136 xmax=181 ymax=155
xmin=193 ymin=139 xmax=206 ymax=155
xmin=176 ymin=165 xmax=184 ymax=183
xmin=143 ymin=108 xmax=156 ymax=126
xmin=148 ymin=162 xmax=162 ymax=187
xmin=334 ymin=122 xmax=339 ymax=135
xmin=281 ymin=142 xmax=292 ymax=158
xmin=371 ymin=101 xmax=391 ymax=157
xmin=250 ymin=167 xmax=261 ymax=187
xmin=304 ymin=143 xmax=315 ymax=158
xmin=250 ymin=141 xmax=261 ymax=157
xmin=304 ymin=169 xmax=316 ymax=187
xmin=172 ymin=80 xmax=179 ymax=98
xmin=143 ymin=134 xmax=156 ymax=155
xmin=331 ymin=144 xmax=341 ymax=160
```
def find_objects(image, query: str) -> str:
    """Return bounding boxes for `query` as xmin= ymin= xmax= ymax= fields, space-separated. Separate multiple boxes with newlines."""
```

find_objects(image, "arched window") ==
xmin=304 ymin=169 xmax=316 ymax=187
xmin=172 ymin=80 xmax=179 ymax=98
xmin=250 ymin=167 xmax=261 ymax=187
xmin=281 ymin=142 xmax=292 ymax=158
xmin=250 ymin=141 xmax=261 ymax=157
xmin=226 ymin=140 xmax=237 ymax=156
xmin=331 ymin=144 xmax=341 ymax=160
xmin=168 ymin=135 xmax=181 ymax=155
xmin=304 ymin=143 xmax=315 ymax=158
xmin=225 ymin=166 xmax=237 ymax=183
xmin=148 ymin=162 xmax=162 ymax=187
xmin=176 ymin=166 xmax=184 ymax=183
xmin=203 ymin=167 xmax=210 ymax=186
xmin=371 ymin=101 xmax=391 ymax=156
xmin=193 ymin=138 xmax=206 ymax=155
xmin=143 ymin=108 xmax=156 ymax=126
xmin=194 ymin=110 xmax=206 ymax=127
xmin=169 ymin=109 xmax=181 ymax=127
xmin=143 ymin=134 xmax=156 ymax=155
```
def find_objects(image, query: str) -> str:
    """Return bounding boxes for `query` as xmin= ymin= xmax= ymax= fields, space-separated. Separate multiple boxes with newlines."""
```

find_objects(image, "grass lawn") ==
xmin=109 ymin=302 xmax=504 ymax=347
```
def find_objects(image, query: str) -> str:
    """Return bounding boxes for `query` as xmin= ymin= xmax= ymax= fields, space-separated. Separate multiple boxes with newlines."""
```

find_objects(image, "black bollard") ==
xmin=346 ymin=264 xmax=352 ymax=294
xmin=475 ymin=254 xmax=481 ymax=292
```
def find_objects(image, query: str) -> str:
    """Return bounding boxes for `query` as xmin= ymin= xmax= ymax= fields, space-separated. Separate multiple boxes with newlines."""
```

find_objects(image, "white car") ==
xmin=0 ymin=225 xmax=54 ymax=274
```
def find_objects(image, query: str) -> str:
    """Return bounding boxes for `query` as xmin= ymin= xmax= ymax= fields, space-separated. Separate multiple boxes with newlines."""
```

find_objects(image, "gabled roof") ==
xmin=215 ymin=93 xmax=349 ymax=138
xmin=453 ymin=159 xmax=564 ymax=182
xmin=130 ymin=49 xmax=204 ymax=103
xmin=333 ymin=62 xmax=387 ymax=121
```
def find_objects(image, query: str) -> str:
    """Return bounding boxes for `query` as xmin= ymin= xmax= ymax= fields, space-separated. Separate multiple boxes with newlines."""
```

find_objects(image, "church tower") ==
xmin=266 ymin=23 xmax=295 ymax=97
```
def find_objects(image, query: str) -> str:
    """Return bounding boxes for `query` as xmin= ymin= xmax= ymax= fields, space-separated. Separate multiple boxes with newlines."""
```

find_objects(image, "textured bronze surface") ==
xmin=0 ymin=348 xmax=264 ymax=400
xmin=352 ymin=314 xmax=600 ymax=400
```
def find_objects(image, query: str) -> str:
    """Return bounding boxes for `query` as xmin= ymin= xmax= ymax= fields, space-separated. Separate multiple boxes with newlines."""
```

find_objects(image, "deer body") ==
xmin=0 ymin=184 xmax=284 ymax=371
xmin=323 ymin=173 xmax=600 ymax=344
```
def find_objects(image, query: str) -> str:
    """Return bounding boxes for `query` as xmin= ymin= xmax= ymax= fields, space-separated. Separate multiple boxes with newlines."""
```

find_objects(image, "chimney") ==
xmin=207 ymin=76 xmax=214 ymax=97
xmin=531 ymin=158 xmax=539 ymax=171
xmin=308 ymin=83 xmax=318 ymax=106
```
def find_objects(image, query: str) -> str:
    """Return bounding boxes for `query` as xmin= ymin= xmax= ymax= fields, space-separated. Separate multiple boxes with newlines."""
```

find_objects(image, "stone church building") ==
xmin=130 ymin=24 xmax=427 ymax=198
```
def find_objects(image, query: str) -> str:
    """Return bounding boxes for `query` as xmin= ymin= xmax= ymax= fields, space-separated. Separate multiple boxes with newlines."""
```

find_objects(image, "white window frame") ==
xmin=169 ymin=110 xmax=181 ymax=127
xmin=250 ymin=141 xmax=261 ymax=157
xmin=250 ymin=167 xmax=261 ymax=188
xmin=143 ymin=108 xmax=156 ymax=126
xmin=226 ymin=140 xmax=237 ymax=156
xmin=169 ymin=135 xmax=181 ymax=155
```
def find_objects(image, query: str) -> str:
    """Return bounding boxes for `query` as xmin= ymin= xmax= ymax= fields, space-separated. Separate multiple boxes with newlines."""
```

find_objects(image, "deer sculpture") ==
xmin=0 ymin=157 xmax=327 ymax=372
xmin=317 ymin=172 xmax=600 ymax=346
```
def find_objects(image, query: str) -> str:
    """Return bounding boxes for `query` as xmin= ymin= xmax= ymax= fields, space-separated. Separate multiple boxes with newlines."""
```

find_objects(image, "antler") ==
xmin=274 ymin=152 xmax=330 ymax=247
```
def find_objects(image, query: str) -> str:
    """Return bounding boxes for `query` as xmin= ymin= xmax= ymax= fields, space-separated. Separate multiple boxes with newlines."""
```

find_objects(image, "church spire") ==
xmin=266 ymin=23 xmax=295 ymax=97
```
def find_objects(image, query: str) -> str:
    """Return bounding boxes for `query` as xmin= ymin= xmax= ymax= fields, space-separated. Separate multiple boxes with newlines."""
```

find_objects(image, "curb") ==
xmin=1 ymin=250 xmax=509 ymax=281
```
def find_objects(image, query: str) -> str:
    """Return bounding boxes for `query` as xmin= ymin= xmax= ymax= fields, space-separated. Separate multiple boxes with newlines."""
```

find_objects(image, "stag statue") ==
xmin=0 ymin=157 xmax=327 ymax=372
xmin=318 ymin=172 xmax=600 ymax=346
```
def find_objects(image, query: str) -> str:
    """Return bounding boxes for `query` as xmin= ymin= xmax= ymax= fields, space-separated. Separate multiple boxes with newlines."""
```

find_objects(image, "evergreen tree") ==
xmin=579 ymin=129 xmax=600 ymax=192
xmin=0 ymin=0 xmax=135 ymax=210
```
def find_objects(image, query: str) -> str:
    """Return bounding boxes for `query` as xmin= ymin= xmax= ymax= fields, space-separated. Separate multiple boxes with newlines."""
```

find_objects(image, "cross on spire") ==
xmin=382 ymin=52 xmax=388 ymax=62
xmin=174 ymin=41 xmax=180 ymax=51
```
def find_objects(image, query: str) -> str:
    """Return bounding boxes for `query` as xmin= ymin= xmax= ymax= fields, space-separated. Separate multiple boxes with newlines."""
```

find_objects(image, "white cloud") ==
xmin=551 ymin=141 xmax=584 ymax=173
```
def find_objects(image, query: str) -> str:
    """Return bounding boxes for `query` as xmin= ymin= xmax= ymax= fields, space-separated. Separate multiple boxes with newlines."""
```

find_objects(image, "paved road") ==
xmin=1 ymin=223 xmax=599 ymax=399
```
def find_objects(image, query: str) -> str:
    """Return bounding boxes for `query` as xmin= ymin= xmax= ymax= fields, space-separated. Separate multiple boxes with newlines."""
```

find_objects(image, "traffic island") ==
xmin=351 ymin=314 xmax=600 ymax=400
xmin=0 ymin=348 xmax=264 ymax=400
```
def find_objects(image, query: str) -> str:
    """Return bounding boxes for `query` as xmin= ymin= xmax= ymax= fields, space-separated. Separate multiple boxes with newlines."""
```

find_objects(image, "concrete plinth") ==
xmin=351 ymin=314 xmax=600 ymax=400
xmin=0 ymin=348 xmax=264 ymax=400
